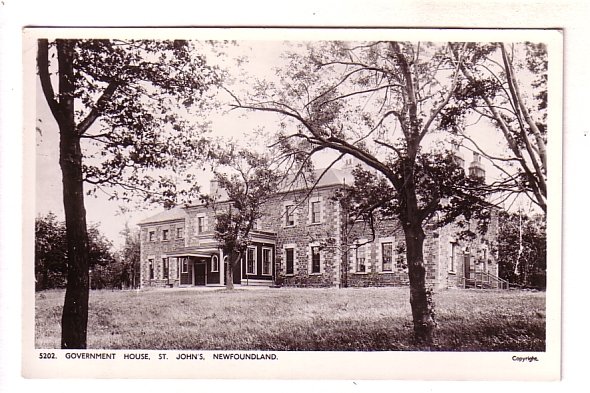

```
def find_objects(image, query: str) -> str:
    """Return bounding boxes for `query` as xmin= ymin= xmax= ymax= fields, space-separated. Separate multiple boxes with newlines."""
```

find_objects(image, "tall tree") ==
xmin=449 ymin=42 xmax=547 ymax=213
xmin=229 ymin=41 xmax=493 ymax=344
xmin=35 ymin=213 xmax=117 ymax=291
xmin=205 ymin=147 xmax=282 ymax=290
xmin=496 ymin=210 xmax=546 ymax=288
xmin=37 ymin=39 xmax=220 ymax=348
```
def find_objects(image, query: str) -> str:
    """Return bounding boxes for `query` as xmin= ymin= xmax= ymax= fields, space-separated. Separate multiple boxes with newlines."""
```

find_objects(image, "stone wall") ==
xmin=139 ymin=219 xmax=186 ymax=288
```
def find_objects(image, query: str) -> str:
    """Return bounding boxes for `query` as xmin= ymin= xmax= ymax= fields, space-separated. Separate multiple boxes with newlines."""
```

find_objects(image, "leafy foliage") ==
xmin=496 ymin=211 xmax=546 ymax=288
xmin=35 ymin=213 xmax=117 ymax=291
xmin=449 ymin=42 xmax=548 ymax=212
xmin=204 ymin=147 xmax=283 ymax=287
xmin=40 ymin=39 xmax=222 ymax=207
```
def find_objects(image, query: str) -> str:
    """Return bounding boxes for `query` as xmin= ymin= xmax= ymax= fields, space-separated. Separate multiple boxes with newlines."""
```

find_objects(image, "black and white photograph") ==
xmin=21 ymin=27 xmax=561 ymax=379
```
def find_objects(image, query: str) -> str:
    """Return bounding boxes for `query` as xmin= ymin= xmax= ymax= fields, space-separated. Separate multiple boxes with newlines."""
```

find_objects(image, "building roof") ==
xmin=279 ymin=167 xmax=355 ymax=192
xmin=137 ymin=167 xmax=355 ymax=226
xmin=138 ymin=207 xmax=186 ymax=226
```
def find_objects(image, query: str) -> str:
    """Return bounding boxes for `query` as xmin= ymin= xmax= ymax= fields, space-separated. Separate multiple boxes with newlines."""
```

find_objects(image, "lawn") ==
xmin=35 ymin=287 xmax=545 ymax=351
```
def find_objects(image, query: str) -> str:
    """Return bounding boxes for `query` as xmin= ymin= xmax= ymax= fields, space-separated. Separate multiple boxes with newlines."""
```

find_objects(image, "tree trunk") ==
xmin=225 ymin=251 xmax=241 ymax=290
xmin=54 ymin=40 xmax=91 ymax=349
xmin=226 ymin=263 xmax=234 ymax=290
xmin=404 ymin=222 xmax=436 ymax=346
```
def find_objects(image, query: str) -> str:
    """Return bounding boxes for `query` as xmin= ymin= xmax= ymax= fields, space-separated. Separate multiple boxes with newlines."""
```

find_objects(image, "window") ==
xmin=285 ymin=205 xmax=295 ymax=226
xmin=197 ymin=216 xmax=205 ymax=234
xmin=311 ymin=201 xmax=321 ymax=224
xmin=149 ymin=231 xmax=155 ymax=242
xmin=212 ymin=255 xmax=220 ymax=272
xmin=246 ymin=247 xmax=256 ymax=275
xmin=162 ymin=229 xmax=169 ymax=241
xmin=162 ymin=257 xmax=169 ymax=279
xmin=262 ymin=248 xmax=272 ymax=275
xmin=285 ymin=248 xmax=294 ymax=275
xmin=356 ymin=244 xmax=366 ymax=273
xmin=181 ymin=258 xmax=188 ymax=274
xmin=148 ymin=259 xmax=154 ymax=279
xmin=176 ymin=227 xmax=184 ymax=238
xmin=450 ymin=242 xmax=458 ymax=272
xmin=382 ymin=242 xmax=393 ymax=272
xmin=176 ymin=258 xmax=180 ymax=279
xmin=311 ymin=246 xmax=321 ymax=274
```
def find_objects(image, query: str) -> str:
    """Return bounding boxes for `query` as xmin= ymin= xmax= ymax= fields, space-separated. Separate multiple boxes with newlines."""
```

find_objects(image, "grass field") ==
xmin=35 ymin=287 xmax=545 ymax=351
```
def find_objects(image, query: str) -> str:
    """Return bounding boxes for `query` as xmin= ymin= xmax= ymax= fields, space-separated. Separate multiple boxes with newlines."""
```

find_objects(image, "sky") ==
xmin=34 ymin=38 xmax=533 ymax=249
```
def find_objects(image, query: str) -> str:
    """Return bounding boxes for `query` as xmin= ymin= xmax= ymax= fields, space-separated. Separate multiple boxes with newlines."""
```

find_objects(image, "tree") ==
xmin=496 ymin=210 xmax=546 ymax=289
xmin=229 ymin=41 xmax=494 ymax=345
xmin=449 ymin=42 xmax=547 ymax=213
xmin=205 ymin=147 xmax=282 ymax=290
xmin=35 ymin=212 xmax=67 ymax=290
xmin=118 ymin=223 xmax=141 ymax=289
xmin=37 ymin=39 xmax=220 ymax=348
xmin=35 ymin=212 xmax=116 ymax=291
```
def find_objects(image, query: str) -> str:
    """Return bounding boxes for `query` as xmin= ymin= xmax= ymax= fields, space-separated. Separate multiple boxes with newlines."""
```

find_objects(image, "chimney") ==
xmin=210 ymin=179 xmax=219 ymax=198
xmin=468 ymin=152 xmax=485 ymax=182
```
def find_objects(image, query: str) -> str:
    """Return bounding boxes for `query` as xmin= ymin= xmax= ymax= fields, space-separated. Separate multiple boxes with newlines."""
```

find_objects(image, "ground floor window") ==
xmin=246 ymin=247 xmax=256 ymax=275
xmin=356 ymin=244 xmax=366 ymax=272
xmin=382 ymin=242 xmax=393 ymax=272
xmin=181 ymin=258 xmax=188 ymax=274
xmin=311 ymin=246 xmax=321 ymax=274
xmin=262 ymin=248 xmax=272 ymax=275
xmin=162 ymin=257 xmax=169 ymax=279
xmin=148 ymin=259 xmax=154 ymax=279
xmin=211 ymin=255 xmax=219 ymax=272
xmin=285 ymin=248 xmax=294 ymax=275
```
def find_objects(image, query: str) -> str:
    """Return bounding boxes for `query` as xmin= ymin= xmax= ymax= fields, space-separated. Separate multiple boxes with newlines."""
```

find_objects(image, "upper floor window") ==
xmin=311 ymin=201 xmax=321 ymax=224
xmin=285 ymin=205 xmax=295 ymax=226
xmin=149 ymin=231 xmax=155 ymax=242
xmin=197 ymin=216 xmax=205 ymax=234
xmin=382 ymin=242 xmax=393 ymax=272
xmin=162 ymin=229 xmax=169 ymax=241
xmin=176 ymin=227 xmax=184 ymax=239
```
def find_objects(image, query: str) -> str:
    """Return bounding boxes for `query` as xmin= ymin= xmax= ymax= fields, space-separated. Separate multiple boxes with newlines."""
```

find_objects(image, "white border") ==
xmin=2 ymin=16 xmax=572 ymax=386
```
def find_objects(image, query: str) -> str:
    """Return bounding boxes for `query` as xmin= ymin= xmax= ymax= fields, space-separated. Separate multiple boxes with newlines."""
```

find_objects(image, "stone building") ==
xmin=138 ymin=153 xmax=503 ymax=290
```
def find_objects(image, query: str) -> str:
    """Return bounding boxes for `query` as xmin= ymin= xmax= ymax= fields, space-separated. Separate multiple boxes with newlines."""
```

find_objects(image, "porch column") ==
xmin=219 ymin=248 xmax=225 ymax=286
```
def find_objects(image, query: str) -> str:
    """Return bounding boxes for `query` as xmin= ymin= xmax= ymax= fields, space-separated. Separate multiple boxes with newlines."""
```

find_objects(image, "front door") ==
xmin=194 ymin=263 xmax=206 ymax=286
xmin=464 ymin=253 xmax=471 ymax=279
